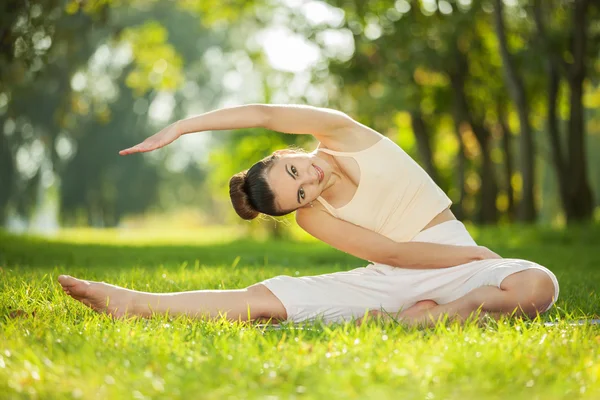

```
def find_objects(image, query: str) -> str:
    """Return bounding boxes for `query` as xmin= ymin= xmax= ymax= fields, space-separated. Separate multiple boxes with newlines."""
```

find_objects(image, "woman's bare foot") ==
xmin=359 ymin=300 xmax=439 ymax=325
xmin=397 ymin=300 xmax=438 ymax=319
xmin=58 ymin=275 xmax=138 ymax=318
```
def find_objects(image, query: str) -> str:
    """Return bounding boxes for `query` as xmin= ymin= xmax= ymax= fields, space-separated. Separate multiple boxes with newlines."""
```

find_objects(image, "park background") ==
xmin=1 ymin=0 xmax=599 ymax=235
xmin=1 ymin=1 xmax=600 ymax=399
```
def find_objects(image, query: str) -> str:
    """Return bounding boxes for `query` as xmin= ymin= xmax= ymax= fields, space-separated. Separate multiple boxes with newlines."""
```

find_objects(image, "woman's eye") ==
xmin=291 ymin=166 xmax=297 ymax=175
xmin=299 ymin=188 xmax=305 ymax=199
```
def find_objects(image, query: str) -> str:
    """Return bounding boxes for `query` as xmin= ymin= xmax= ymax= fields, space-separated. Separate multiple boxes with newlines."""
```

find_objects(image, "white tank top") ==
xmin=315 ymin=136 xmax=451 ymax=242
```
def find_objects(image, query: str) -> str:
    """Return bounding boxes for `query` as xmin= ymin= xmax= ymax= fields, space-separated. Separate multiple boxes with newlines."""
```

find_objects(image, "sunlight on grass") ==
xmin=37 ymin=221 xmax=317 ymax=247
xmin=54 ymin=226 xmax=244 ymax=246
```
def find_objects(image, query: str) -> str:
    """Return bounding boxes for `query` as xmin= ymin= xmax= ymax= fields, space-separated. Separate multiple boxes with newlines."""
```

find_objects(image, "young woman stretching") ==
xmin=58 ymin=104 xmax=559 ymax=326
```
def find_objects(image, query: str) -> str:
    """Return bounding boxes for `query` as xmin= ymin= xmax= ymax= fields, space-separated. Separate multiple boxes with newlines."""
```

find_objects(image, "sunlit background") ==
xmin=1 ymin=0 xmax=599 ymax=239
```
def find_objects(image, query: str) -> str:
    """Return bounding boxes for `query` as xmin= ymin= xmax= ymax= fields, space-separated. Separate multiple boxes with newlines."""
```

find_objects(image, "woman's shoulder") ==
xmin=317 ymin=128 xmax=386 ymax=153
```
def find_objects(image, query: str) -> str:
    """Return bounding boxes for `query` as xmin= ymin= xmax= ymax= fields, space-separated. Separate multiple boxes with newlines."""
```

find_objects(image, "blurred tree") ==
xmin=1 ymin=0 xmax=598 ymax=231
xmin=496 ymin=100 xmax=516 ymax=220
xmin=57 ymin=16 xmax=186 ymax=226
xmin=0 ymin=0 xmax=228 ymax=226
xmin=532 ymin=0 xmax=597 ymax=222
xmin=320 ymin=0 xmax=511 ymax=223
xmin=0 ymin=0 xmax=104 ymax=223
xmin=493 ymin=0 xmax=537 ymax=222
xmin=59 ymin=74 xmax=160 ymax=226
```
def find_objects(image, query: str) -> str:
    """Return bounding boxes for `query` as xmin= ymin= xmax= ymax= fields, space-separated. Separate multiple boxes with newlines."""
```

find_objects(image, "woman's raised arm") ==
xmin=257 ymin=104 xmax=356 ymax=136
xmin=119 ymin=104 xmax=361 ymax=155
xmin=120 ymin=104 xmax=265 ymax=155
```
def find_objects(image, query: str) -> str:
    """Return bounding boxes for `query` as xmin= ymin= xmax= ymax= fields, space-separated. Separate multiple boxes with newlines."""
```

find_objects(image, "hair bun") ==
xmin=229 ymin=172 xmax=260 ymax=220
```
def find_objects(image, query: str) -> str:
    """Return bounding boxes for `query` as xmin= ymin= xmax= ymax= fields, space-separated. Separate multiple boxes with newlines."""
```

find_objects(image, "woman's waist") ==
xmin=421 ymin=207 xmax=456 ymax=232
xmin=412 ymin=215 xmax=477 ymax=246
xmin=367 ymin=204 xmax=456 ymax=243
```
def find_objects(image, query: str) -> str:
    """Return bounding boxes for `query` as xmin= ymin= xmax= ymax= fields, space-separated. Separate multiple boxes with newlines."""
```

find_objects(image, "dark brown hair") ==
xmin=229 ymin=153 xmax=293 ymax=220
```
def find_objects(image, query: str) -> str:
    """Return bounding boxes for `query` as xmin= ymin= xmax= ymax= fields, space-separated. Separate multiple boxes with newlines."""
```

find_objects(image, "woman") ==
xmin=58 ymin=104 xmax=559 ymax=326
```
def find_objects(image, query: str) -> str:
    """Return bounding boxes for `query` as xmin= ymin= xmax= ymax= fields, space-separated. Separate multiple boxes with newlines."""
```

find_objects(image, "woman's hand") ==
xmin=119 ymin=121 xmax=181 ymax=155
xmin=473 ymin=246 xmax=502 ymax=260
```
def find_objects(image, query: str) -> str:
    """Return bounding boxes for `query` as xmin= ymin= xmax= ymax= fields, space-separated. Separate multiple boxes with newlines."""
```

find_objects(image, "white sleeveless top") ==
xmin=315 ymin=136 xmax=452 ymax=242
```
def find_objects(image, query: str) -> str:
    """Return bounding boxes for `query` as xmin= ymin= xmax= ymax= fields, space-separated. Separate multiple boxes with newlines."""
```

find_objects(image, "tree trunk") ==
xmin=0 ymin=0 xmax=19 ymax=91
xmin=475 ymin=130 xmax=499 ymax=224
xmin=447 ymin=51 xmax=498 ymax=224
xmin=450 ymin=118 xmax=467 ymax=221
xmin=497 ymin=103 xmax=515 ymax=220
xmin=545 ymin=60 xmax=570 ymax=214
xmin=410 ymin=110 xmax=441 ymax=185
xmin=492 ymin=0 xmax=537 ymax=222
xmin=565 ymin=0 xmax=594 ymax=221
xmin=0 ymin=124 xmax=14 ymax=225
xmin=533 ymin=0 xmax=594 ymax=222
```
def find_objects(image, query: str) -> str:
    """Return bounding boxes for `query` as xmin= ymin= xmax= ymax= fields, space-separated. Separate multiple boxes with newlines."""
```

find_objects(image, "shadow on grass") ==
xmin=2 ymin=223 xmax=600 ymax=270
xmin=0 ymin=230 xmax=363 ymax=270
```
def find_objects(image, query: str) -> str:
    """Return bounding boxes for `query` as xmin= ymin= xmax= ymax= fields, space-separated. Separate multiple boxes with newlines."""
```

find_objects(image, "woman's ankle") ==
xmin=129 ymin=291 xmax=155 ymax=317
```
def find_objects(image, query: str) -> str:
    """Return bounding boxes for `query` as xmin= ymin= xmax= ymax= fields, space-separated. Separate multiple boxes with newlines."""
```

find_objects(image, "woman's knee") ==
xmin=501 ymin=269 xmax=556 ymax=316
xmin=246 ymin=284 xmax=287 ymax=320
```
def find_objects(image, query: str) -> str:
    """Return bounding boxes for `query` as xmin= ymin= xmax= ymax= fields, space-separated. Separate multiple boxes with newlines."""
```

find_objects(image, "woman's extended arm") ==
xmin=296 ymin=207 xmax=501 ymax=269
xmin=120 ymin=104 xmax=356 ymax=155
xmin=178 ymin=103 xmax=353 ymax=136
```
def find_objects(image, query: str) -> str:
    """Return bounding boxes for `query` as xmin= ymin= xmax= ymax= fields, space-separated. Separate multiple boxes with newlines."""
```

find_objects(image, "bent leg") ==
xmin=369 ymin=269 xmax=557 ymax=326
xmin=58 ymin=275 xmax=287 ymax=321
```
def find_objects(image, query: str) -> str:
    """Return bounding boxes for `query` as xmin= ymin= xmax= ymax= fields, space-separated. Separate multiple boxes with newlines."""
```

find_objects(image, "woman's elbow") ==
xmin=376 ymin=252 xmax=402 ymax=268
xmin=246 ymin=104 xmax=271 ymax=128
xmin=380 ymin=251 xmax=424 ymax=269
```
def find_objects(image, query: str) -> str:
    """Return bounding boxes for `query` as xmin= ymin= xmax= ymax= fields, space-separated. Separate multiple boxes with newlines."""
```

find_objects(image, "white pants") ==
xmin=261 ymin=221 xmax=560 ymax=323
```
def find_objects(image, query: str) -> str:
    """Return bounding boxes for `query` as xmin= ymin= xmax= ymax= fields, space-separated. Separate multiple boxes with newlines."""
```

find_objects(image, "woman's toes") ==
xmin=57 ymin=276 xmax=135 ymax=318
xmin=58 ymin=275 xmax=91 ymax=298
xmin=58 ymin=275 xmax=79 ymax=287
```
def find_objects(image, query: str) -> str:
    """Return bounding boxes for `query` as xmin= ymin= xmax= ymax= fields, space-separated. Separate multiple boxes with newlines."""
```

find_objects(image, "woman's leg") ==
xmin=367 ymin=269 xmax=556 ymax=326
xmin=58 ymin=275 xmax=287 ymax=321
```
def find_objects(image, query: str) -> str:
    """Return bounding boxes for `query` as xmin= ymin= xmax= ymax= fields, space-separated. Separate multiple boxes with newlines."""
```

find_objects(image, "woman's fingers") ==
xmin=119 ymin=145 xmax=144 ymax=155
xmin=474 ymin=246 xmax=502 ymax=260
xmin=119 ymin=147 xmax=137 ymax=155
xmin=119 ymin=124 xmax=179 ymax=155
xmin=119 ymin=141 xmax=158 ymax=155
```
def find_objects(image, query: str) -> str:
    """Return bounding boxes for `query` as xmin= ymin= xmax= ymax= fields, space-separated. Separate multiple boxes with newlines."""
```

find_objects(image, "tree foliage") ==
xmin=0 ymin=0 xmax=598 ymax=230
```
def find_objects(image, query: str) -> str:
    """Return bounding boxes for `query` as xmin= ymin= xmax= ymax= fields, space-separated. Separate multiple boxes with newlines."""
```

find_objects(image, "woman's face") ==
xmin=266 ymin=151 xmax=331 ymax=212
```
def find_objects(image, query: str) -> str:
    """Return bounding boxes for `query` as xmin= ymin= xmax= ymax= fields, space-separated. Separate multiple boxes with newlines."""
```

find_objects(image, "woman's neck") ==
xmin=314 ymin=151 xmax=343 ymax=195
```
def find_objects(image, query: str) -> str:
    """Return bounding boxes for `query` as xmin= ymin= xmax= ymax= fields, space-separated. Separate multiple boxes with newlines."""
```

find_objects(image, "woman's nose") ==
xmin=302 ymin=166 xmax=317 ymax=184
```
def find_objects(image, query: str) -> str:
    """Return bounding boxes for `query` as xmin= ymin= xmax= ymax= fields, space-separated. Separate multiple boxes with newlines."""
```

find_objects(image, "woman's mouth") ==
xmin=313 ymin=164 xmax=324 ymax=183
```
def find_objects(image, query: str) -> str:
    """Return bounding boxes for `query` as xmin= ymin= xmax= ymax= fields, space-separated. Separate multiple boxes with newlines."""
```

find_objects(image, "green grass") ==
xmin=1 ymin=224 xmax=599 ymax=399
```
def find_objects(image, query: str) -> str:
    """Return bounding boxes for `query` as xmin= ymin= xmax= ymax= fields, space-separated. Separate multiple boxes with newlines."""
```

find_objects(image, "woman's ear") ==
xmin=300 ymin=201 xmax=314 ymax=209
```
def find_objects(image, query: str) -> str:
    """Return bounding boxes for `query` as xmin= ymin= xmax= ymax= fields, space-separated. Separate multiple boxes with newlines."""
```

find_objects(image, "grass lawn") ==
xmin=1 ymin=224 xmax=599 ymax=399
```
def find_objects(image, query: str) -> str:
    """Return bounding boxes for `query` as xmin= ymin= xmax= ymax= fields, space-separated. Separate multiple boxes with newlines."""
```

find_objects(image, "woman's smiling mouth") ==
xmin=313 ymin=164 xmax=324 ymax=183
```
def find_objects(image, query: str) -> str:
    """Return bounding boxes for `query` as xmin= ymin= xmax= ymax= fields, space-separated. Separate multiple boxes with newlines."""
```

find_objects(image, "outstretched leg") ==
xmin=58 ymin=275 xmax=287 ymax=321
xmin=367 ymin=269 xmax=556 ymax=326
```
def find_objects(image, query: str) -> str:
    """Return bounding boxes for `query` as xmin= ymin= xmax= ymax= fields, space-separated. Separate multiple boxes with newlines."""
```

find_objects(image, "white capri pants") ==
xmin=261 ymin=220 xmax=560 ymax=323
